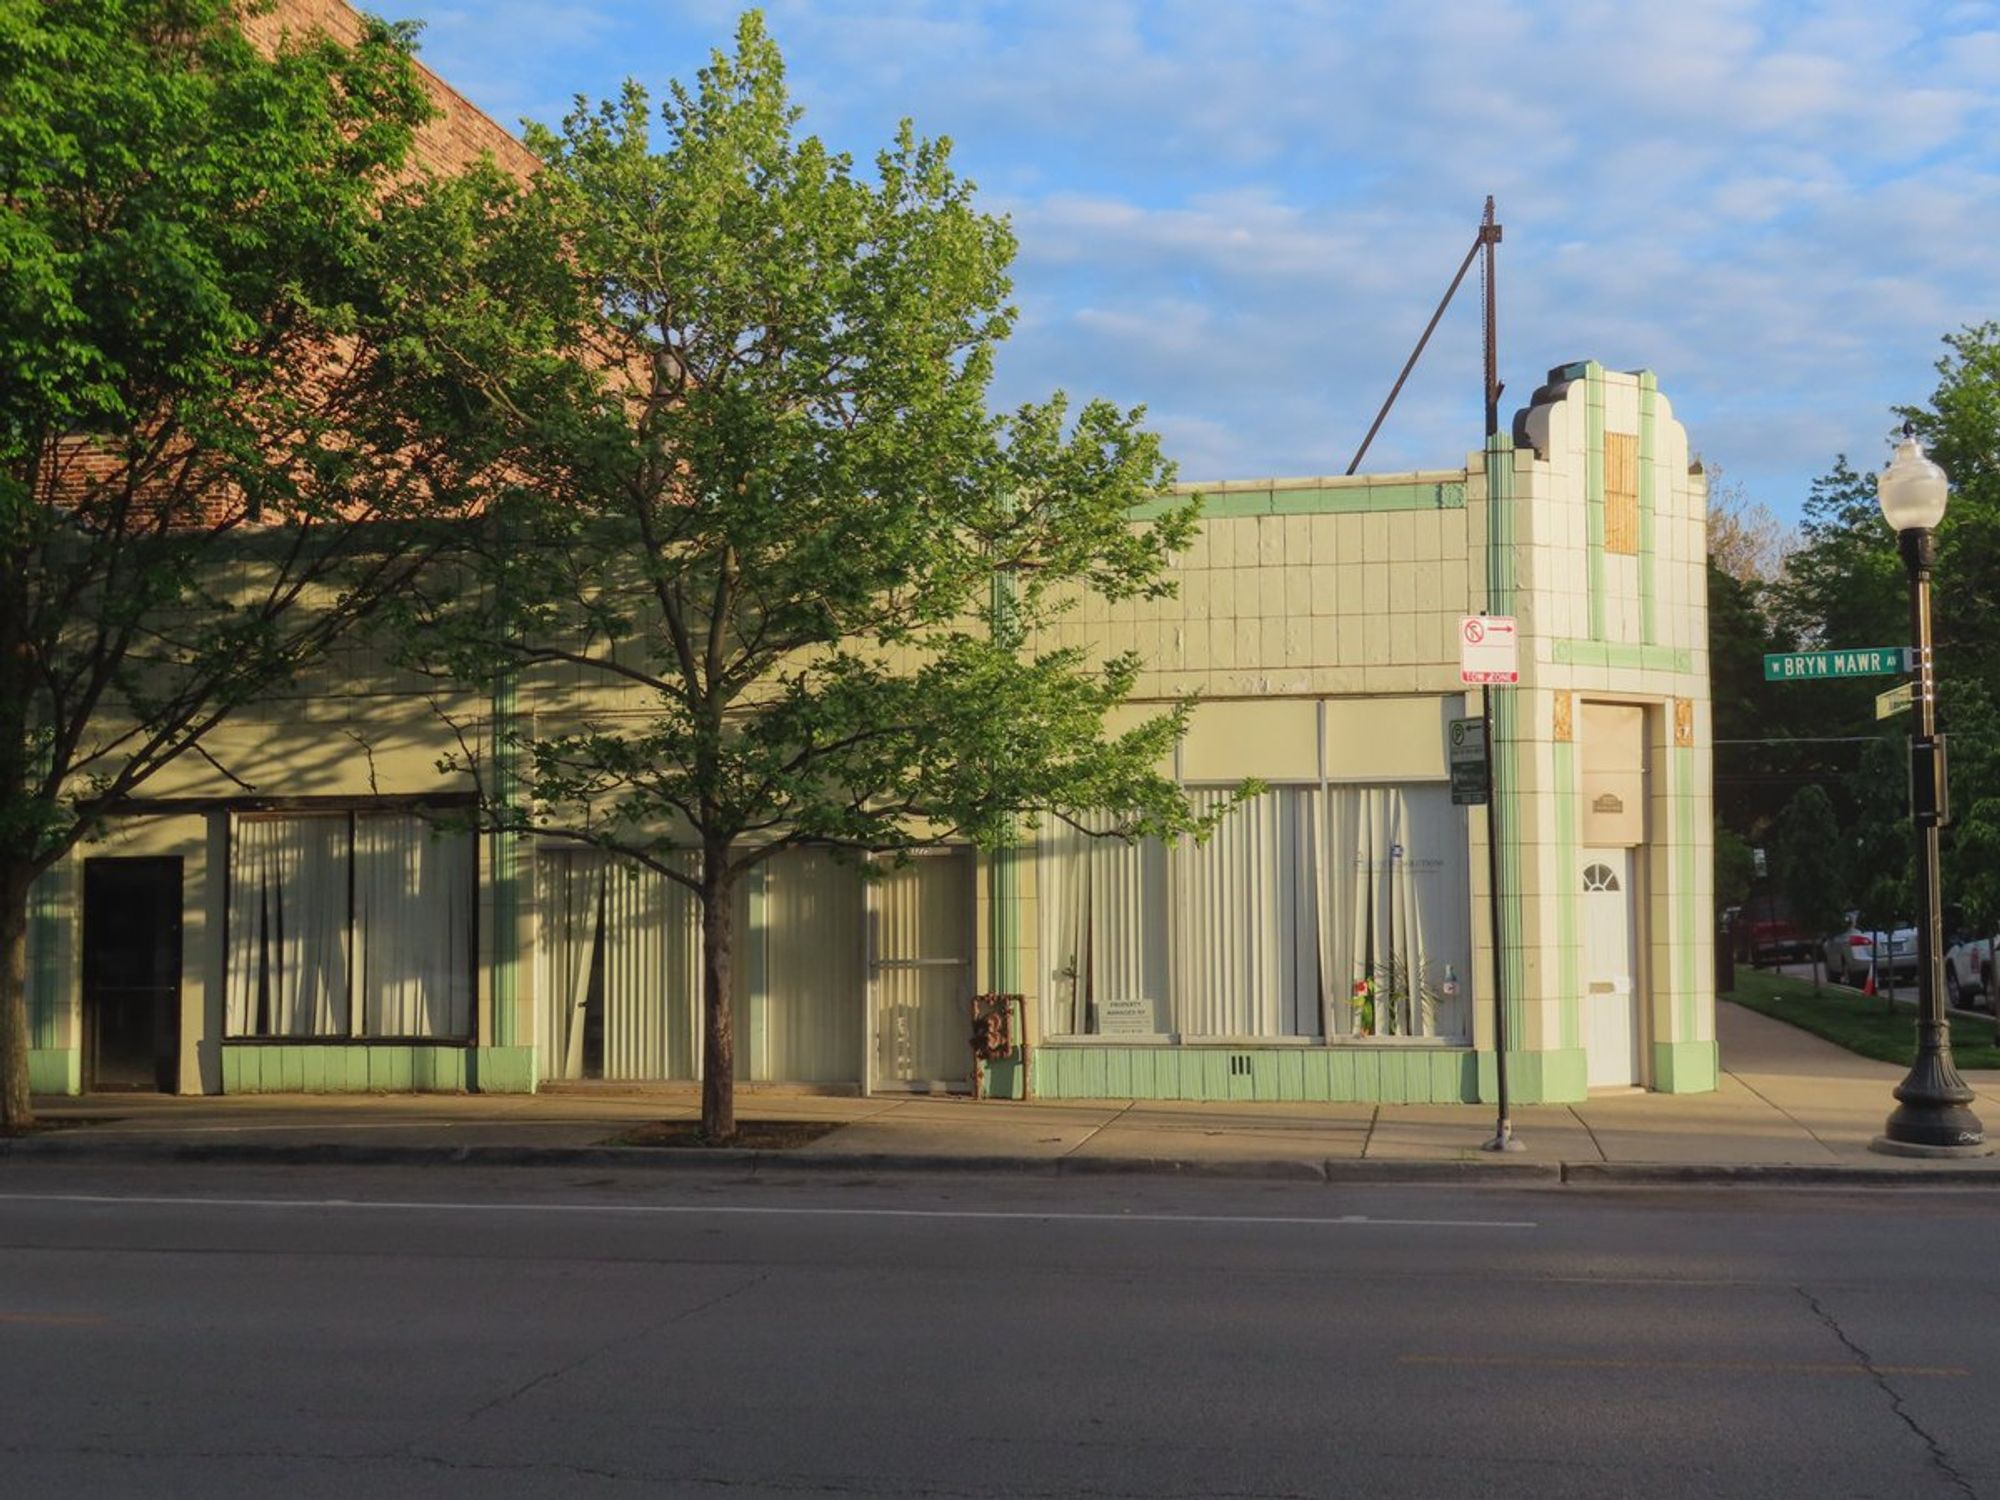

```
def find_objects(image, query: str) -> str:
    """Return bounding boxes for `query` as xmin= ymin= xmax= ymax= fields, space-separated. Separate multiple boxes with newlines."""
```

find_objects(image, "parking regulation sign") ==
xmin=1448 ymin=716 xmax=1489 ymax=806
xmin=1459 ymin=615 xmax=1519 ymax=684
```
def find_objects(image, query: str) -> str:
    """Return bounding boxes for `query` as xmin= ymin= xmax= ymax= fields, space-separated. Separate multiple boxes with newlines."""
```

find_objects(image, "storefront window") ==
xmin=1038 ymin=785 xmax=1471 ymax=1043
xmin=225 ymin=813 xmax=473 ymax=1039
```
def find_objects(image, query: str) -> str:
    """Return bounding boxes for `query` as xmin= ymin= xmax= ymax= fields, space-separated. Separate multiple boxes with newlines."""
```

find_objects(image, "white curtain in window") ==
xmin=355 ymin=815 xmax=473 ymax=1038
xmin=599 ymin=856 xmax=701 ymax=1080
xmin=1037 ymin=816 xmax=1169 ymax=1037
xmin=1171 ymin=788 xmax=1321 ymax=1039
xmin=1323 ymin=785 xmax=1470 ymax=1039
xmin=225 ymin=816 xmax=348 ymax=1037
xmin=757 ymin=849 xmax=864 ymax=1082
xmin=537 ymin=852 xmax=605 ymax=1081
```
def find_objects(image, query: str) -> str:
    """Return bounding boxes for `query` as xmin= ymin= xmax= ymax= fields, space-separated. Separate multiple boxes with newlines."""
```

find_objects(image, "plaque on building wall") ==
xmin=1582 ymin=771 xmax=1644 ymax=845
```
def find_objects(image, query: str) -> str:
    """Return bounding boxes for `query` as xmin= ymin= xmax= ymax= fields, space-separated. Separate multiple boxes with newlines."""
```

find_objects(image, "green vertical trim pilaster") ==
xmin=1675 ymin=746 xmax=1697 ymax=1042
xmin=986 ymin=561 xmax=1023 ymax=999
xmin=745 ymin=862 xmax=768 ymax=1079
xmin=489 ymin=670 xmax=522 ymax=1053
xmin=987 ymin=845 xmax=1020 ymax=994
xmin=1651 ymin=1039 xmax=1717 ymax=1093
xmin=26 ymin=861 xmax=65 ymax=1049
xmin=1585 ymin=363 xmax=1607 ymax=640
xmin=1484 ymin=434 xmax=1528 ymax=1049
xmin=1553 ymin=739 xmax=1579 ymax=1052
xmin=1638 ymin=371 xmax=1658 ymax=645
xmin=1496 ymin=690 xmax=1527 ymax=1049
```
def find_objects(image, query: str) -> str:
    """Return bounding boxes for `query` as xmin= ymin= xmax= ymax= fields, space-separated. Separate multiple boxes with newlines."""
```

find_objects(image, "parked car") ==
xmin=1824 ymin=914 xmax=1917 ymax=987
xmin=1944 ymin=932 xmax=1997 ymax=1010
xmin=1736 ymin=895 xmax=1813 ymax=966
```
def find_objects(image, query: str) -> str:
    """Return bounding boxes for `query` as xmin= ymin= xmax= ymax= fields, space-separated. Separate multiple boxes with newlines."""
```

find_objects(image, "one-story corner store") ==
xmin=25 ymin=358 xmax=1718 ymax=1106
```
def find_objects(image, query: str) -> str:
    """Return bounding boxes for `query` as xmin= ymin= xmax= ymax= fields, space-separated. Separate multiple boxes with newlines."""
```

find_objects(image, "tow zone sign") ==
xmin=1459 ymin=615 xmax=1519 ymax=685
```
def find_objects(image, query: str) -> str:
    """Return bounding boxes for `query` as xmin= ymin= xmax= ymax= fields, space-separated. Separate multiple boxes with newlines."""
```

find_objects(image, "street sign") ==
xmin=1447 ymin=715 xmax=1489 ymax=805
xmin=1876 ymin=681 xmax=1915 ymax=719
xmin=1762 ymin=647 xmax=1910 ymax=682
xmin=1459 ymin=615 xmax=1519 ymax=684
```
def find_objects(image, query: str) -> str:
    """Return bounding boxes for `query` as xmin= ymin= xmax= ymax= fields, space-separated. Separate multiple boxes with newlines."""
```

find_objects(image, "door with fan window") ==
xmin=1581 ymin=851 xmax=1641 ymax=1087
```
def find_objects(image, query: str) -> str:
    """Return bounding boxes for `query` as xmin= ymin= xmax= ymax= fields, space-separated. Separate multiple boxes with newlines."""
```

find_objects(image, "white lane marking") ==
xmin=0 ymin=1193 xmax=1535 ymax=1230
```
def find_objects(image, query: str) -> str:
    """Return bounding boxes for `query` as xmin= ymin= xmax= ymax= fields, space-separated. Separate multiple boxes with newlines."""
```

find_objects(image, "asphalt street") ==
xmin=3 ymin=1162 xmax=1998 ymax=1498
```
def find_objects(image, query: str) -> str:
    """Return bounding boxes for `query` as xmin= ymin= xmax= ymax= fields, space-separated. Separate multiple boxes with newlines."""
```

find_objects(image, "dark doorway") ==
xmin=83 ymin=858 xmax=183 ymax=1092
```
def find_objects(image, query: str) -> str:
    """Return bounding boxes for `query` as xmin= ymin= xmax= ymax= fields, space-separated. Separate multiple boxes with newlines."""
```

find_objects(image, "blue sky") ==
xmin=390 ymin=1 xmax=1999 ymax=519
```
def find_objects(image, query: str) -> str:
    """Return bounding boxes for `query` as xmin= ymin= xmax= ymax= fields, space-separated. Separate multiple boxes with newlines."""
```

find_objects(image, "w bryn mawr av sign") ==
xmin=1763 ymin=647 xmax=1912 ymax=682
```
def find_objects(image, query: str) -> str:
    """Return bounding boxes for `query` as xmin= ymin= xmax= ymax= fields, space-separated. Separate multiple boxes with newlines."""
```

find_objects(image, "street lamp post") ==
xmin=1871 ymin=428 xmax=1987 ymax=1157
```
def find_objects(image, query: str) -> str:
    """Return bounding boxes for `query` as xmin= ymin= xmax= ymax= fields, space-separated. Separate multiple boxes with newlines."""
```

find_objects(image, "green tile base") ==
xmin=1476 ymin=1047 xmax=1589 ymax=1104
xmin=221 ymin=1043 xmax=473 ymax=1095
xmin=1031 ymin=1046 xmax=1481 ymax=1103
xmin=977 ymin=1057 xmax=1026 ymax=1100
xmin=213 ymin=1044 xmax=538 ymax=1095
xmin=469 ymin=1046 xmax=537 ymax=1094
xmin=1651 ymin=1039 xmax=1719 ymax=1094
xmin=28 ymin=1048 xmax=81 ymax=1097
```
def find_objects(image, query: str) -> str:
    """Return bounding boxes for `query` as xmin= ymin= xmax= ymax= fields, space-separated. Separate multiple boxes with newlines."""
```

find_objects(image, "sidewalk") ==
xmin=12 ymin=1003 xmax=2000 ymax=1184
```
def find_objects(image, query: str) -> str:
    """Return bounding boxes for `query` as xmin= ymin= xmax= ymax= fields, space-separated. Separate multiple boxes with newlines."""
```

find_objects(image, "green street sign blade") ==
xmin=1763 ymin=647 xmax=1911 ymax=682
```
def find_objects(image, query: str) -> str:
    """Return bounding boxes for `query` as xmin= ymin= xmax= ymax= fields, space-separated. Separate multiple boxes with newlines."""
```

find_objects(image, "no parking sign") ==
xmin=1458 ymin=615 xmax=1519 ymax=684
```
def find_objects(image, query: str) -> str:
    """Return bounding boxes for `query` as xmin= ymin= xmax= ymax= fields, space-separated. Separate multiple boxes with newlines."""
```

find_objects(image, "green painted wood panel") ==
xmin=1278 ymin=1049 xmax=1305 ymax=1102
xmin=1082 ymin=1049 xmax=1108 ymax=1100
xmin=1129 ymin=1048 xmax=1155 ymax=1099
xmin=1198 ymin=1051 xmax=1228 ymax=1101
xmin=1104 ymin=1049 xmax=1132 ymax=1099
xmin=1024 ymin=1046 xmax=1489 ymax=1102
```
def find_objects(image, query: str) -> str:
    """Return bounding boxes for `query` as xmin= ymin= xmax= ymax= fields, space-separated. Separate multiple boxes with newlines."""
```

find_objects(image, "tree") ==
xmin=1705 ymin=473 xmax=1794 ymax=585
xmin=409 ymin=14 xmax=1218 ymax=1141
xmin=0 ymin=0 xmax=477 ymax=1128
xmin=1939 ymin=680 xmax=2000 ymax=939
xmin=1771 ymin=785 xmax=1847 ymax=993
xmin=1901 ymin=324 xmax=2000 ymax=702
xmin=1713 ymin=825 xmax=1755 ymax=912
xmin=1842 ymin=735 xmax=1912 ymax=1003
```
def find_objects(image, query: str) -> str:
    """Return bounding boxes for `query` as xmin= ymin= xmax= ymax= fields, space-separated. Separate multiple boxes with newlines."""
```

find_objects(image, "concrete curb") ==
xmin=9 ymin=1132 xmax=2000 ymax=1186
xmin=1560 ymin=1161 xmax=2000 ymax=1187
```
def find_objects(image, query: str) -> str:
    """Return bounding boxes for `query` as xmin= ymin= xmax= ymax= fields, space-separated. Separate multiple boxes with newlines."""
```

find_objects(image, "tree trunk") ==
xmin=0 ymin=863 xmax=34 ymax=1132
xmin=699 ymin=848 xmax=736 ymax=1143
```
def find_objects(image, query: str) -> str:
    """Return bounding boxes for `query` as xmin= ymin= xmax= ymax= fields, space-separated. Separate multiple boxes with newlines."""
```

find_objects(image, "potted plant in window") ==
xmin=1373 ymin=954 xmax=1440 ymax=1038
xmin=1350 ymin=976 xmax=1377 ymax=1037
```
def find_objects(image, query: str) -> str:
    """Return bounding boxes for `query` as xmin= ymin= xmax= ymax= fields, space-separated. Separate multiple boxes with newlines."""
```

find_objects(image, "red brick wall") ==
xmin=242 ymin=0 xmax=539 ymax=180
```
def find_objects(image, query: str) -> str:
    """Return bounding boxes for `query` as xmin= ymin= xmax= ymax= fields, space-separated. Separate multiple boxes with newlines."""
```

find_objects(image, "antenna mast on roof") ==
xmin=1346 ymin=196 xmax=1503 ymax=474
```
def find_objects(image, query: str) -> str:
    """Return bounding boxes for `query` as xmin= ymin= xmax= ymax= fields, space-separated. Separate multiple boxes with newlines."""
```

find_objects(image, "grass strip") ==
xmin=1726 ymin=969 xmax=2000 ymax=1070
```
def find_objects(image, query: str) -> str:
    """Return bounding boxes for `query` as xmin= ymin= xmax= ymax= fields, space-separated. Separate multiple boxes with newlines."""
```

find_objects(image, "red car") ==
xmin=1735 ymin=896 xmax=1813 ymax=966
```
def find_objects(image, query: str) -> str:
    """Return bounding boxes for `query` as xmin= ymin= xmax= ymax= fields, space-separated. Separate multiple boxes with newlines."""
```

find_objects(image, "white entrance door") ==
xmin=871 ymin=851 xmax=974 ymax=1091
xmin=1581 ymin=850 xmax=1641 ymax=1088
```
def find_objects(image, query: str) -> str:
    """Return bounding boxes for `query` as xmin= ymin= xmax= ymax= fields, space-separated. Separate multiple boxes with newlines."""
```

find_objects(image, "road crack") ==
xmin=1797 ymin=1284 xmax=1977 ymax=1499
xmin=456 ymin=1270 xmax=772 ymax=1425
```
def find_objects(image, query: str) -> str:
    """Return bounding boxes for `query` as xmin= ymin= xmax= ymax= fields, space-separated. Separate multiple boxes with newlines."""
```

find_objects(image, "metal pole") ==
xmin=1480 ymin=680 xmax=1522 ymax=1151
xmin=1474 ymin=207 xmax=1520 ymax=1155
xmin=1345 ymin=234 xmax=1483 ymax=477
xmin=1480 ymin=196 xmax=1502 ymax=438
xmin=1873 ymin=527 xmax=1984 ymax=1155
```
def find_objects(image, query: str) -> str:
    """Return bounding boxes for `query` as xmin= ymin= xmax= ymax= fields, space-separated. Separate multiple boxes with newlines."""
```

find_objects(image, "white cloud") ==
xmin=390 ymin=0 xmax=2000 ymax=516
